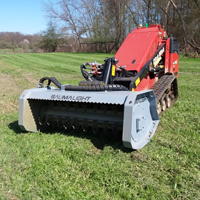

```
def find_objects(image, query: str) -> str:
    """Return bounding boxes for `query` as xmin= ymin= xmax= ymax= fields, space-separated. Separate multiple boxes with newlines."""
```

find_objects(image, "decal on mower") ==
xmin=50 ymin=95 xmax=91 ymax=102
xmin=152 ymin=46 xmax=165 ymax=67
xmin=134 ymin=97 xmax=148 ymax=105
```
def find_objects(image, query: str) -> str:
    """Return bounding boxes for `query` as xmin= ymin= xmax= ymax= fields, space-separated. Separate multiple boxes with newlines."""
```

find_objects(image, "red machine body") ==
xmin=115 ymin=24 xmax=179 ymax=91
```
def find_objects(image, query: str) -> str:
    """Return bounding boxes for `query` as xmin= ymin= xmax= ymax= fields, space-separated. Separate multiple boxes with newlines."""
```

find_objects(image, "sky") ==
xmin=0 ymin=0 xmax=58 ymax=35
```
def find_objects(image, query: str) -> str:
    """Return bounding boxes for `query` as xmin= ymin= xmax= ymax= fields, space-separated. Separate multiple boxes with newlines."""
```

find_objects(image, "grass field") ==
xmin=0 ymin=52 xmax=199 ymax=199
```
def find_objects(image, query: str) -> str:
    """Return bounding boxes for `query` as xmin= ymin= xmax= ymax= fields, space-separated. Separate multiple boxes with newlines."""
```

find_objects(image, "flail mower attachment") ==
xmin=18 ymin=81 xmax=159 ymax=150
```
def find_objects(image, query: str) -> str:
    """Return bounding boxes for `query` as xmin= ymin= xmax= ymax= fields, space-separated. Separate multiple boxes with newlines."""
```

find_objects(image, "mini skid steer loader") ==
xmin=18 ymin=24 xmax=179 ymax=149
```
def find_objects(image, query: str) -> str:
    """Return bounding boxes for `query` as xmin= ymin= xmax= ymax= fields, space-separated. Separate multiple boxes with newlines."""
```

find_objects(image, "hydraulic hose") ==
xmin=38 ymin=77 xmax=128 ymax=91
xmin=39 ymin=77 xmax=61 ymax=88
xmin=80 ymin=65 xmax=96 ymax=81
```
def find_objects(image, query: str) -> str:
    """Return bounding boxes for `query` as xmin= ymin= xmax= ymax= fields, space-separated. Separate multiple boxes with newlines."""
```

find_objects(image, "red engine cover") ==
xmin=115 ymin=26 xmax=161 ymax=72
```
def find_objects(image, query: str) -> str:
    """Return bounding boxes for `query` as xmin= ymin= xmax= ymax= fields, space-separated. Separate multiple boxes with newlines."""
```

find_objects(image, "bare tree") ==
xmin=170 ymin=0 xmax=200 ymax=54
xmin=42 ymin=0 xmax=200 ymax=54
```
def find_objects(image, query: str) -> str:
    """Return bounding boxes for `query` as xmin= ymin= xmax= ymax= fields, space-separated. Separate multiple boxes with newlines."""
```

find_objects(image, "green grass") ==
xmin=0 ymin=53 xmax=200 ymax=199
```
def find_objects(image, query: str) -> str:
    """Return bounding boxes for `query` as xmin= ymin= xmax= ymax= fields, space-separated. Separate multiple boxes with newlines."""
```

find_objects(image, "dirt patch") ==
xmin=21 ymin=72 xmax=38 ymax=86
xmin=0 ymin=74 xmax=20 ymax=93
xmin=130 ymin=151 xmax=148 ymax=162
xmin=0 ymin=61 xmax=38 ymax=114
xmin=14 ymin=68 xmax=38 ymax=86
xmin=0 ymin=60 xmax=22 ymax=114
xmin=0 ymin=73 xmax=20 ymax=114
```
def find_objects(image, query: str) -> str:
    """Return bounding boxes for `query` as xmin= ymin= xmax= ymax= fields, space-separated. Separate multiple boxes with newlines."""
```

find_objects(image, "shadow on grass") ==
xmin=8 ymin=121 xmax=133 ymax=152
xmin=8 ymin=121 xmax=27 ymax=134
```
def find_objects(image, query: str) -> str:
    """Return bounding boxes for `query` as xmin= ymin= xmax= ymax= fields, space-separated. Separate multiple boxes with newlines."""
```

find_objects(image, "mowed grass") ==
xmin=0 ymin=52 xmax=199 ymax=199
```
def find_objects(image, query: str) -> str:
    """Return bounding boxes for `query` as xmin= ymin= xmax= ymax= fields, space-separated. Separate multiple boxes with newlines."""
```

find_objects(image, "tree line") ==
xmin=0 ymin=0 xmax=199 ymax=55
xmin=43 ymin=0 xmax=200 ymax=55
xmin=0 ymin=32 xmax=41 ymax=50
